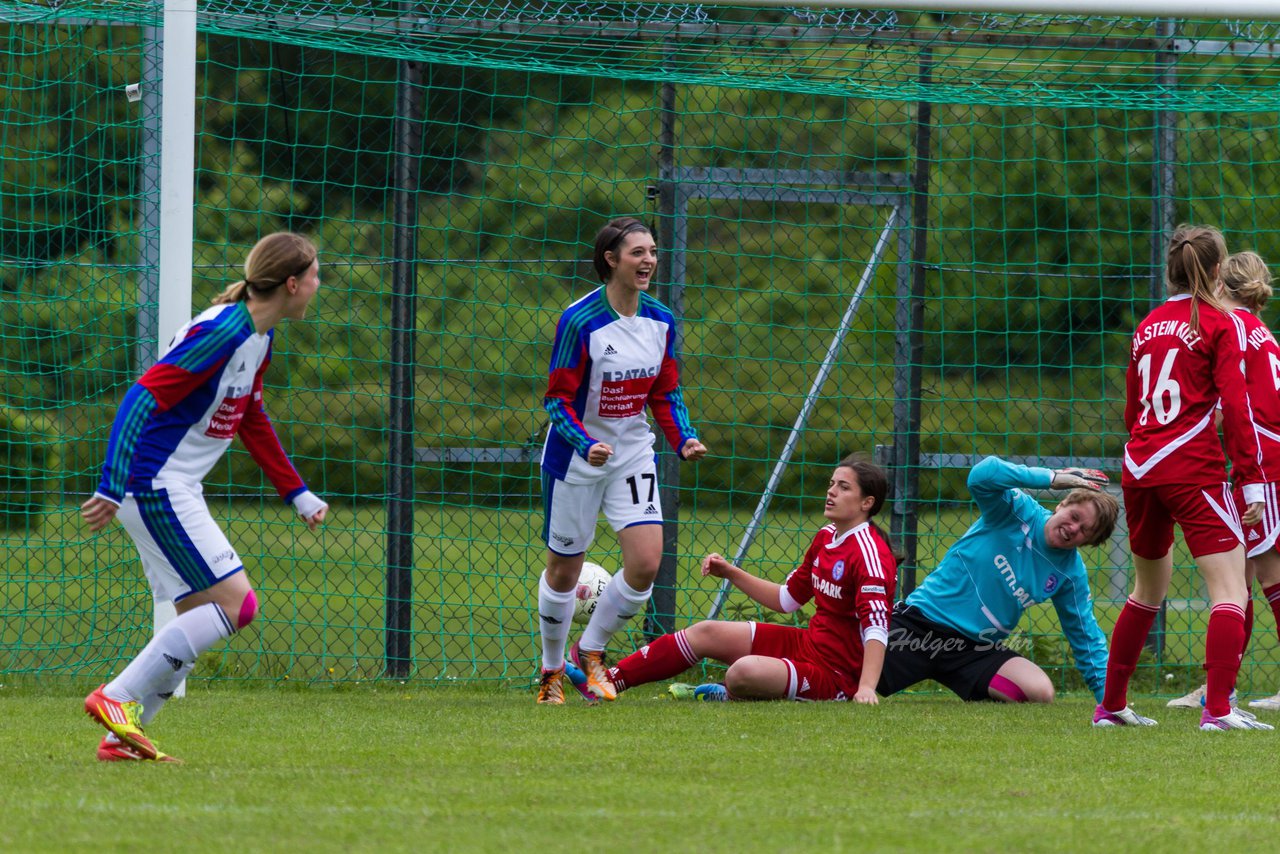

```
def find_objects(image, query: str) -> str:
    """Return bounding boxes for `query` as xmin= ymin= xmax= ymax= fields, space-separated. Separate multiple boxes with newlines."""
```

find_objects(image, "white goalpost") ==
xmin=147 ymin=0 xmax=198 ymax=697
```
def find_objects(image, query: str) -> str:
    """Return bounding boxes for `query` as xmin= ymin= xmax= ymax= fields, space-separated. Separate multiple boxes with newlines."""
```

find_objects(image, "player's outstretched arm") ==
xmin=1050 ymin=468 xmax=1108 ymax=491
xmin=702 ymin=553 xmax=783 ymax=611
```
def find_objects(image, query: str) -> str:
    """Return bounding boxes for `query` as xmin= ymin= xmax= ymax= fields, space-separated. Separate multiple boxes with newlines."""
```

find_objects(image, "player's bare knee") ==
xmin=1027 ymin=679 xmax=1054 ymax=703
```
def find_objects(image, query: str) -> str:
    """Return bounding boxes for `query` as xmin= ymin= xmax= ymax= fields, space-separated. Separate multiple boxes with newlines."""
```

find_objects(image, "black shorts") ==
xmin=877 ymin=603 xmax=1024 ymax=702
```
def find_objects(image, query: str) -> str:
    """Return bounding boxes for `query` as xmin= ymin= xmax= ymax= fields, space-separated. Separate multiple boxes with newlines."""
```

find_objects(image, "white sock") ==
xmin=538 ymin=572 xmax=576 ymax=671
xmin=104 ymin=602 xmax=234 ymax=708
xmin=579 ymin=571 xmax=651 ymax=653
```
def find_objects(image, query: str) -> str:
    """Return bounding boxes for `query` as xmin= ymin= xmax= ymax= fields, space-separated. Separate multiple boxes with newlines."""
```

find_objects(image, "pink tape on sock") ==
xmin=237 ymin=589 xmax=259 ymax=629
xmin=989 ymin=673 xmax=1028 ymax=703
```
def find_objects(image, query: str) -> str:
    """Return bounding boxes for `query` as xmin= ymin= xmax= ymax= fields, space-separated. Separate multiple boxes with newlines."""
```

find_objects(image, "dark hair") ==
xmin=213 ymin=232 xmax=318 ymax=305
xmin=1166 ymin=224 xmax=1227 ymax=332
xmin=1058 ymin=489 xmax=1120 ymax=547
xmin=591 ymin=217 xmax=652 ymax=283
xmin=834 ymin=452 xmax=900 ymax=557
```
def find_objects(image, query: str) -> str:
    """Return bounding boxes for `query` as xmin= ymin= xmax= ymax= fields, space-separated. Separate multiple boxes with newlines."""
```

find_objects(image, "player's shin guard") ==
xmin=1102 ymin=596 xmax=1160 ymax=712
xmin=104 ymin=602 xmax=234 ymax=708
xmin=578 ymin=571 xmax=651 ymax=653
xmin=538 ymin=572 xmax=576 ymax=671
xmin=1204 ymin=603 xmax=1246 ymax=717
xmin=611 ymin=630 xmax=702 ymax=692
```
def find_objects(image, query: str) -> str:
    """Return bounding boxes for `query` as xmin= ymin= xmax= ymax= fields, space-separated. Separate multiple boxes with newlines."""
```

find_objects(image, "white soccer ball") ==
xmin=572 ymin=561 xmax=612 ymax=625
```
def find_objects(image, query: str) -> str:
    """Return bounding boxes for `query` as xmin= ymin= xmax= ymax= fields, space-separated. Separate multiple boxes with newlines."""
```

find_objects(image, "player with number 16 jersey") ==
xmin=1123 ymin=294 xmax=1265 ymax=500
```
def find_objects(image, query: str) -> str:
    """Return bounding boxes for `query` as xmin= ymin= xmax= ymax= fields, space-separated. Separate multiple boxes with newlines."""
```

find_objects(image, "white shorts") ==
xmin=542 ymin=458 xmax=664 ymax=555
xmin=115 ymin=483 xmax=245 ymax=602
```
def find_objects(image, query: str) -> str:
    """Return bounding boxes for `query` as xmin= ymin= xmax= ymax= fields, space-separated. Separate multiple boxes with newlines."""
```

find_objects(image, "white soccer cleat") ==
xmin=1200 ymin=707 xmax=1275 ymax=731
xmin=1247 ymin=690 xmax=1280 ymax=711
xmin=1092 ymin=704 xmax=1158 ymax=727
xmin=1166 ymin=684 xmax=1206 ymax=708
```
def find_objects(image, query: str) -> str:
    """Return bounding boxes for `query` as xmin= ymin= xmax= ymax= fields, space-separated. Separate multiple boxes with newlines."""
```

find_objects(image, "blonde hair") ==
xmin=1166 ymin=224 xmax=1228 ymax=332
xmin=1219 ymin=250 xmax=1273 ymax=313
xmin=212 ymin=232 xmax=318 ymax=305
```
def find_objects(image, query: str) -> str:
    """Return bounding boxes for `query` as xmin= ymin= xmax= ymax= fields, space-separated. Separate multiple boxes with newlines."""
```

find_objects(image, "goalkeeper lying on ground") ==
xmin=876 ymin=455 xmax=1118 ymax=704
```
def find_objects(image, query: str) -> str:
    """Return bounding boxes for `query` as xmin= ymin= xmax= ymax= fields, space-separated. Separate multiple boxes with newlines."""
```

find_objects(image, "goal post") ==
xmin=6 ymin=1 xmax=1280 ymax=696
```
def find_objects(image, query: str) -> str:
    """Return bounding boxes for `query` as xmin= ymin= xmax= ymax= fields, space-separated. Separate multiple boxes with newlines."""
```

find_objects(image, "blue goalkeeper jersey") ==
xmin=904 ymin=456 xmax=1109 ymax=700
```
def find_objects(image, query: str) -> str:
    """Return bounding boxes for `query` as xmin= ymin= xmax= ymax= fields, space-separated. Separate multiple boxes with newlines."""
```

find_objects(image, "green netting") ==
xmin=3 ymin=3 xmax=1280 ymax=696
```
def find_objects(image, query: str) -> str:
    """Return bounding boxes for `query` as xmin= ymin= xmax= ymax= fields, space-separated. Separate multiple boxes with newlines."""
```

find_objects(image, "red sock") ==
xmin=1103 ymin=597 xmax=1160 ymax=712
xmin=1204 ymin=604 xmax=1245 ymax=717
xmin=1264 ymin=583 xmax=1280 ymax=642
xmin=610 ymin=630 xmax=700 ymax=692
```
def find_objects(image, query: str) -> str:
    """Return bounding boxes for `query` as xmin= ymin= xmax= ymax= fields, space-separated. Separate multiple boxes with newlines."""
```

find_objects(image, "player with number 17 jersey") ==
xmin=1122 ymin=293 xmax=1265 ymax=496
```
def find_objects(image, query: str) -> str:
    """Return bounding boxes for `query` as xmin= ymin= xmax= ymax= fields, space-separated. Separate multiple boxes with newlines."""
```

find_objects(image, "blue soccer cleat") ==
xmin=693 ymin=683 xmax=728 ymax=702
xmin=563 ymin=661 xmax=599 ymax=704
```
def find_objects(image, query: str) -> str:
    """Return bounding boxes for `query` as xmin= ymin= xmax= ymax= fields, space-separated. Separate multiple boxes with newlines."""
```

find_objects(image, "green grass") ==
xmin=6 ymin=684 xmax=1278 ymax=853
xmin=6 ymin=501 xmax=1280 ymax=692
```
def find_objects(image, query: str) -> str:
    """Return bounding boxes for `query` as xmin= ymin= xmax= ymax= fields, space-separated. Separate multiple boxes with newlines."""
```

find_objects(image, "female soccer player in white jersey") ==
xmin=1097 ymin=225 xmax=1272 ymax=731
xmin=536 ymin=217 xmax=707 ymax=704
xmin=608 ymin=455 xmax=896 ymax=703
xmin=81 ymin=232 xmax=330 ymax=760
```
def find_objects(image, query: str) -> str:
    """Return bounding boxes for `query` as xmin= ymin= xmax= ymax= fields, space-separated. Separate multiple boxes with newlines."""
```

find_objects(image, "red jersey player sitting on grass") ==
xmin=606 ymin=454 xmax=897 ymax=703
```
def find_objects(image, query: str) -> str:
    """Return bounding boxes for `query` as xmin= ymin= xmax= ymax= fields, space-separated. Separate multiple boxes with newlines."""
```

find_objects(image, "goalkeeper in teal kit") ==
xmin=878 ymin=456 xmax=1119 ymax=703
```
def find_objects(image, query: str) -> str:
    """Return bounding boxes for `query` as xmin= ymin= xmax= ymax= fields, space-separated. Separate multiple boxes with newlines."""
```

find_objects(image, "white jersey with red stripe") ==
xmin=541 ymin=288 xmax=696 ymax=484
xmin=1123 ymin=295 xmax=1265 ymax=495
xmin=96 ymin=301 xmax=306 ymax=503
xmin=779 ymin=521 xmax=897 ymax=679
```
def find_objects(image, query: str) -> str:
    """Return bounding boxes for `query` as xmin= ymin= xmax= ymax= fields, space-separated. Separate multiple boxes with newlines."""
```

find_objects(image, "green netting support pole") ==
xmin=892 ymin=46 xmax=934 ymax=597
xmin=1144 ymin=17 xmax=1179 ymax=667
xmin=384 ymin=53 xmax=423 ymax=679
xmin=648 ymin=74 xmax=680 ymax=640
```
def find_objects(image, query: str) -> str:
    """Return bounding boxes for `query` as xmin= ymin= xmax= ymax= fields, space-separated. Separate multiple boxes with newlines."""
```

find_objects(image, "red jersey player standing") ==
xmin=1219 ymin=251 xmax=1280 ymax=713
xmin=1096 ymin=225 xmax=1271 ymax=731
xmin=607 ymin=454 xmax=896 ymax=703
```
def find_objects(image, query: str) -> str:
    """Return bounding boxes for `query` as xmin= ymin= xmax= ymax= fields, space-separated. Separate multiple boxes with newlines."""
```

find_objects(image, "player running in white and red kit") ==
xmin=608 ymin=455 xmax=896 ymax=703
xmin=1097 ymin=225 xmax=1272 ymax=731
xmin=80 ymin=233 xmax=330 ymax=761
xmin=534 ymin=217 xmax=707 ymax=705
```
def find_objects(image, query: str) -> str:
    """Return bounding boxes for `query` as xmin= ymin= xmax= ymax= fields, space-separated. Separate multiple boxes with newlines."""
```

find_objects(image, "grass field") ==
xmin=7 ymin=500 xmax=1280 ymax=693
xmin=6 ymin=683 xmax=1278 ymax=853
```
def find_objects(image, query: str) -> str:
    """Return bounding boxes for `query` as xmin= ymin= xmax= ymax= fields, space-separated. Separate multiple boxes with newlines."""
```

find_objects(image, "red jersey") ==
xmin=1234 ymin=307 xmax=1280 ymax=468
xmin=781 ymin=521 xmax=896 ymax=678
xmin=1123 ymin=295 xmax=1265 ymax=494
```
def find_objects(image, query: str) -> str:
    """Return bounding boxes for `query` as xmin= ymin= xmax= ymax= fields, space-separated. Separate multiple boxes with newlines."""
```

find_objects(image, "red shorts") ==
xmin=1234 ymin=481 xmax=1280 ymax=558
xmin=1124 ymin=481 xmax=1242 ymax=559
xmin=749 ymin=622 xmax=857 ymax=701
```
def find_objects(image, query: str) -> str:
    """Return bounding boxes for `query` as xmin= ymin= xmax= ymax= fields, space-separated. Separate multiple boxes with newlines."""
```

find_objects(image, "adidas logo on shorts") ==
xmin=643 ymin=504 xmax=658 ymax=515
xmin=1249 ymin=530 xmax=1261 ymax=541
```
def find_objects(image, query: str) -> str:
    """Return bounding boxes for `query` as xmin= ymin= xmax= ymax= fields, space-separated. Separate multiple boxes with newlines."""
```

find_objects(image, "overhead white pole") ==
xmin=660 ymin=0 xmax=1280 ymax=19
xmin=153 ymin=0 xmax=198 ymax=697
xmin=157 ymin=0 xmax=196 ymax=356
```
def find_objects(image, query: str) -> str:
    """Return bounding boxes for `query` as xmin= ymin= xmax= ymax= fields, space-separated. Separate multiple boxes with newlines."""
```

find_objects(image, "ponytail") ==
xmin=1166 ymin=224 xmax=1228 ymax=332
xmin=211 ymin=232 xmax=318 ymax=307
